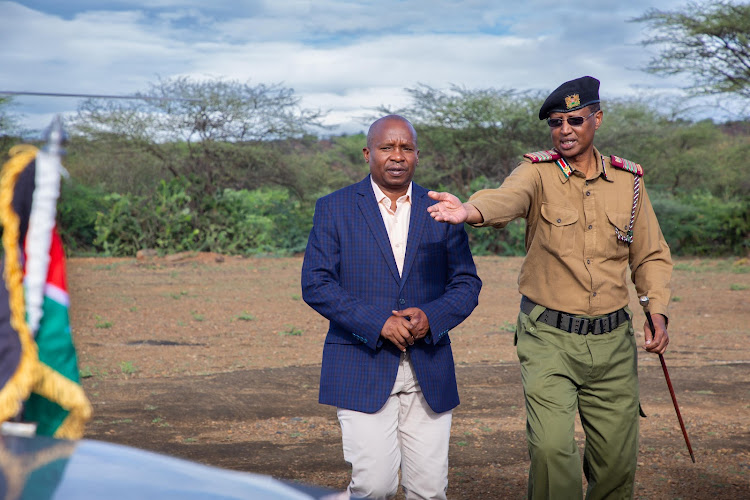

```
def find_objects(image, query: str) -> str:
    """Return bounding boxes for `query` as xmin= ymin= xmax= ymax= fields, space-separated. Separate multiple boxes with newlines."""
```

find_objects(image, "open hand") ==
xmin=427 ymin=191 xmax=469 ymax=224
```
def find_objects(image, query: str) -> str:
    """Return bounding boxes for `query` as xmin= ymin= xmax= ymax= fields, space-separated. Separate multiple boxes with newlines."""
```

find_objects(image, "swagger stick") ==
xmin=639 ymin=296 xmax=696 ymax=463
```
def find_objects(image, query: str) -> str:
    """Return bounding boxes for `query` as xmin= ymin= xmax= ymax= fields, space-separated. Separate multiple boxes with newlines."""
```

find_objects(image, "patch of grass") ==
xmin=111 ymin=419 xmax=133 ymax=424
xmin=291 ymin=294 xmax=301 ymax=301
xmin=94 ymin=315 xmax=112 ymax=329
xmin=151 ymin=417 xmax=163 ymax=424
xmin=144 ymin=405 xmax=158 ymax=411
xmin=456 ymin=441 xmax=468 ymax=447
xmin=120 ymin=361 xmax=137 ymax=375
xmin=499 ymin=320 xmax=515 ymax=332
xmin=671 ymin=296 xmax=682 ymax=302
xmin=129 ymin=306 xmax=138 ymax=312
xmin=170 ymin=291 xmax=189 ymax=299
xmin=280 ymin=327 xmax=303 ymax=336
xmin=183 ymin=437 xmax=197 ymax=443
xmin=235 ymin=311 xmax=255 ymax=321
xmin=730 ymin=283 xmax=749 ymax=291
xmin=80 ymin=365 xmax=107 ymax=379
xmin=191 ymin=311 xmax=205 ymax=321
xmin=674 ymin=258 xmax=750 ymax=274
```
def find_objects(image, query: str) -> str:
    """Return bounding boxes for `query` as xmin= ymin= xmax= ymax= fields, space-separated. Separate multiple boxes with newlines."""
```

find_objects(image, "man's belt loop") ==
xmin=520 ymin=296 xmax=627 ymax=335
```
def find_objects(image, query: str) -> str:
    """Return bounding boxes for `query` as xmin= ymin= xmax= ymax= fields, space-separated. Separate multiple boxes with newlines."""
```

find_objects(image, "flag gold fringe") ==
xmin=0 ymin=145 xmax=91 ymax=439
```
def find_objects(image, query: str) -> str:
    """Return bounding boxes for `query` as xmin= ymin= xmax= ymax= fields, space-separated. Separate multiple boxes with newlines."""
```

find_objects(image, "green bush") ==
xmin=93 ymin=192 xmax=147 ymax=256
xmin=467 ymin=219 xmax=526 ymax=256
xmin=198 ymin=187 xmax=312 ymax=255
xmin=652 ymin=191 xmax=750 ymax=256
xmin=92 ymin=178 xmax=313 ymax=256
xmin=57 ymin=181 xmax=114 ymax=253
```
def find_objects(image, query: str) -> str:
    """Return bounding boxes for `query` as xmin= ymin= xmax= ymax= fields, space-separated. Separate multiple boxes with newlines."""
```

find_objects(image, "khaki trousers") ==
xmin=335 ymin=352 xmax=453 ymax=500
xmin=516 ymin=305 xmax=640 ymax=500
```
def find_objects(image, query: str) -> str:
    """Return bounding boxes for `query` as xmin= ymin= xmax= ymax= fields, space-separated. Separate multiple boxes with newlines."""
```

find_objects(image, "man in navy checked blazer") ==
xmin=301 ymin=115 xmax=481 ymax=500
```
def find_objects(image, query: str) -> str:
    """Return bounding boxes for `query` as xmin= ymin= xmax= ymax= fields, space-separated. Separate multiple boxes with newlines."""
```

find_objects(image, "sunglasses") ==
xmin=547 ymin=111 xmax=596 ymax=128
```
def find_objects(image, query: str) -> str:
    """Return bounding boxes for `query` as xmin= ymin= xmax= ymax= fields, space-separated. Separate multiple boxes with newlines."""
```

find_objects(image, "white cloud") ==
xmin=0 ymin=0 xmax=700 ymax=134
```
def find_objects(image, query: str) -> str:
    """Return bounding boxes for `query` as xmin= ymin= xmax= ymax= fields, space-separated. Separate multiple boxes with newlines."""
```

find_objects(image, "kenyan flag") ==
xmin=0 ymin=143 xmax=91 ymax=439
xmin=23 ymin=228 xmax=83 ymax=436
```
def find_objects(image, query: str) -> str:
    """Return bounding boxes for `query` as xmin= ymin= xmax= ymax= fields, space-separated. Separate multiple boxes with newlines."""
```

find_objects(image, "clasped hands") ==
xmin=381 ymin=307 xmax=430 ymax=352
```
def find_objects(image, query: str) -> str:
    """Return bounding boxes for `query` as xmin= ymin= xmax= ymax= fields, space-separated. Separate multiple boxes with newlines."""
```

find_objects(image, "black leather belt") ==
xmin=520 ymin=296 xmax=628 ymax=335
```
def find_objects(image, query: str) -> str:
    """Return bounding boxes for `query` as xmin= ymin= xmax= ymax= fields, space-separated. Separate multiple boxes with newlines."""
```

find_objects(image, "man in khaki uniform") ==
xmin=427 ymin=76 xmax=673 ymax=499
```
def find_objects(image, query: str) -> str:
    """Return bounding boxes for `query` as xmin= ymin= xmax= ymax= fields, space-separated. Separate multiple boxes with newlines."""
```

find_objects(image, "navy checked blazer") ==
xmin=301 ymin=176 xmax=481 ymax=414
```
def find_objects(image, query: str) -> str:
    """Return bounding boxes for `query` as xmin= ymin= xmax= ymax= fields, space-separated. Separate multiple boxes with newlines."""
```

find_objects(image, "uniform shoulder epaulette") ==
xmin=610 ymin=155 xmax=643 ymax=176
xmin=523 ymin=149 xmax=561 ymax=163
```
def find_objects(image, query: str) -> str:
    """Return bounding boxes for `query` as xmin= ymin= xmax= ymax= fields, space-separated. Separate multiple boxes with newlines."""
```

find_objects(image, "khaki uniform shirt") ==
xmin=467 ymin=147 xmax=672 ymax=317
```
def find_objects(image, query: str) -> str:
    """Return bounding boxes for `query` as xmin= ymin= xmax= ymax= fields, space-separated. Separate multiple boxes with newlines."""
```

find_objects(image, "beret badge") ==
xmin=565 ymin=94 xmax=581 ymax=109
xmin=538 ymin=76 xmax=600 ymax=119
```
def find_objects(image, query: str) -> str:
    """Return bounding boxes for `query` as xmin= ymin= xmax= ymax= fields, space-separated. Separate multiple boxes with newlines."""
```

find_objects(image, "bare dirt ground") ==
xmin=69 ymin=254 xmax=750 ymax=499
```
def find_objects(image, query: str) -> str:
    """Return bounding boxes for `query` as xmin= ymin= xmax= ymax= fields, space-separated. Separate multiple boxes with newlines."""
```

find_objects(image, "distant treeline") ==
xmin=3 ymin=81 xmax=749 ymax=257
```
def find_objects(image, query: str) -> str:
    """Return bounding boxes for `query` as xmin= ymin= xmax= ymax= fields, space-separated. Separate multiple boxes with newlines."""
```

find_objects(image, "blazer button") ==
xmin=399 ymin=298 xmax=406 ymax=305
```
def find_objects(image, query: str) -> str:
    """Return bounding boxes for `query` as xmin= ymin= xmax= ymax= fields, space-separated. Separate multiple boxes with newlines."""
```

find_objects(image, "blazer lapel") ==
xmin=356 ymin=177 xmax=401 ymax=283
xmin=400 ymin=183 xmax=428 ymax=286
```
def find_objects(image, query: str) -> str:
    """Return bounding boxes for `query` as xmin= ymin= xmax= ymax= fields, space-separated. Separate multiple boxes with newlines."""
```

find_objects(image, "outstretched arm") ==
xmin=427 ymin=191 xmax=484 ymax=225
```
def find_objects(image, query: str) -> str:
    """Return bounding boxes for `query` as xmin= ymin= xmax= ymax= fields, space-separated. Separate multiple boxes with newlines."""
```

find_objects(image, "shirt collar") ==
xmin=371 ymin=177 xmax=412 ymax=206
xmin=595 ymin=147 xmax=614 ymax=182
xmin=555 ymin=147 xmax=610 ymax=183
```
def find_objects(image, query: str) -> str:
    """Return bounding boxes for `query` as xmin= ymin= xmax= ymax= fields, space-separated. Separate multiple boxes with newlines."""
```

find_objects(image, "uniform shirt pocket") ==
xmin=604 ymin=209 xmax=631 ymax=260
xmin=540 ymin=202 xmax=579 ymax=258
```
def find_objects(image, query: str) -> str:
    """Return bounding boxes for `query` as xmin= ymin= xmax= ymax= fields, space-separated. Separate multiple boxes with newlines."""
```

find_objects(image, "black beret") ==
xmin=538 ymin=76 xmax=600 ymax=120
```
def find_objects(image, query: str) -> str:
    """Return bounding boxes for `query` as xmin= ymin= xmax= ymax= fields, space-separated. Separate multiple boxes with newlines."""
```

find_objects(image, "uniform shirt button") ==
xmin=586 ymin=191 xmax=591 ymax=196
xmin=587 ymin=259 xmax=591 ymax=264
xmin=588 ymin=225 xmax=593 ymax=230
xmin=593 ymin=292 xmax=597 ymax=297
xmin=557 ymin=218 xmax=562 ymax=223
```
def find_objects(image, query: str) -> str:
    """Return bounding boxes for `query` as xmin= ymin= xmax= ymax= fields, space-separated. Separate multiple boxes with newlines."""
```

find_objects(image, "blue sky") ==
xmin=1 ymin=0 xmax=694 ymax=135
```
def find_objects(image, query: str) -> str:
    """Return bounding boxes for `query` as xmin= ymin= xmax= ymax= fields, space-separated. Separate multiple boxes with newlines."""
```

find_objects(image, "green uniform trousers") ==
xmin=516 ymin=303 xmax=639 ymax=500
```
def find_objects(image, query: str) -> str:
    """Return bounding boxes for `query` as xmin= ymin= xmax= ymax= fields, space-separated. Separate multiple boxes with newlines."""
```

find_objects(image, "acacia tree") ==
xmin=381 ymin=84 xmax=547 ymax=194
xmin=633 ymin=1 xmax=750 ymax=100
xmin=70 ymin=77 xmax=326 ymax=194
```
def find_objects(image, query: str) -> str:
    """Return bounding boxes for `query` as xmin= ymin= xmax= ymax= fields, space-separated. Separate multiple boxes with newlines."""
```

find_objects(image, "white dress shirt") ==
xmin=371 ymin=179 xmax=412 ymax=277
